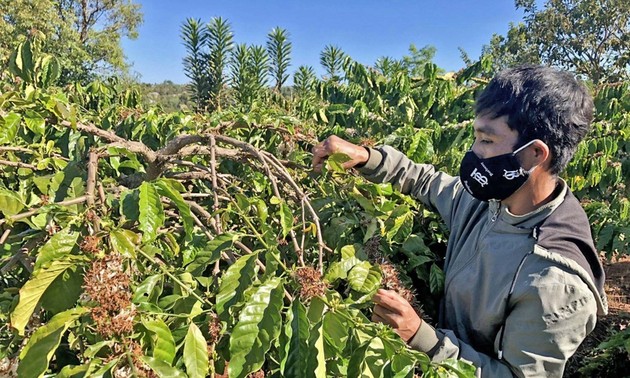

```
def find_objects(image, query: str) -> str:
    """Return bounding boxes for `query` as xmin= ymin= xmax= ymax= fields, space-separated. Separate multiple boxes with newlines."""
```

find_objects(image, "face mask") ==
xmin=459 ymin=140 xmax=537 ymax=201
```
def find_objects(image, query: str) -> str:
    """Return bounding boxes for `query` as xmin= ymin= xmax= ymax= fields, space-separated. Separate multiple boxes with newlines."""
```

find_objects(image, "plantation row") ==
xmin=0 ymin=37 xmax=628 ymax=377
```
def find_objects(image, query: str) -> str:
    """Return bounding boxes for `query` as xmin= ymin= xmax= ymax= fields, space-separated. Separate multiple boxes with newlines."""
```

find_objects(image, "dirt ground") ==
xmin=565 ymin=255 xmax=630 ymax=377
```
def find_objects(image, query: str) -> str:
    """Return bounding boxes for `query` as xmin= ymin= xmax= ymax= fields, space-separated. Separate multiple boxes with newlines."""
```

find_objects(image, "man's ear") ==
xmin=531 ymin=139 xmax=551 ymax=169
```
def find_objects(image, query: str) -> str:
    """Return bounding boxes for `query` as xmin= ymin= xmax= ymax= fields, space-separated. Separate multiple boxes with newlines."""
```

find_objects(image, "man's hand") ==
xmin=311 ymin=135 xmax=370 ymax=172
xmin=372 ymin=289 xmax=422 ymax=343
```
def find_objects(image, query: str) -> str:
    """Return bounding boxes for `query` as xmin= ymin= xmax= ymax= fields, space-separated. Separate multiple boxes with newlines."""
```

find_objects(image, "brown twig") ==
xmin=86 ymin=151 xmax=99 ymax=207
xmin=0 ymin=159 xmax=36 ymax=170
xmin=210 ymin=136 xmax=223 ymax=276
xmin=97 ymin=182 xmax=106 ymax=204
xmin=262 ymin=152 xmax=330 ymax=273
xmin=0 ymin=147 xmax=33 ymax=154
xmin=0 ymin=229 xmax=11 ymax=245
xmin=212 ymin=135 xmax=304 ymax=264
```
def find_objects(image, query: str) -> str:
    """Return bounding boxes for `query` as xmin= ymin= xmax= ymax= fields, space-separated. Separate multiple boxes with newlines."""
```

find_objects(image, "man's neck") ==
xmin=502 ymin=174 xmax=559 ymax=215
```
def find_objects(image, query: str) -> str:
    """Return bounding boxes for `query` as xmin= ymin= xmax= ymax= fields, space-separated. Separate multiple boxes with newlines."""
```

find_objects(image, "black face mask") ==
xmin=459 ymin=140 xmax=537 ymax=201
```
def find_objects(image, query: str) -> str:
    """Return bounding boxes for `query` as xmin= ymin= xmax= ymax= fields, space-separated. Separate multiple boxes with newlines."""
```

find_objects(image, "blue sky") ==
xmin=122 ymin=1 xmax=526 ymax=84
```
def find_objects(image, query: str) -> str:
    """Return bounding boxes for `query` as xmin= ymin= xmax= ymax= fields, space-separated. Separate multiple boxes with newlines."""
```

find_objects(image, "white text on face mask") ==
xmin=471 ymin=168 xmax=489 ymax=187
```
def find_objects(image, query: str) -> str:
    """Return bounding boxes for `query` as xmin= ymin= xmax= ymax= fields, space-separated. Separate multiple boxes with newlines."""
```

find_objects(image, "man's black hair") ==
xmin=475 ymin=65 xmax=594 ymax=175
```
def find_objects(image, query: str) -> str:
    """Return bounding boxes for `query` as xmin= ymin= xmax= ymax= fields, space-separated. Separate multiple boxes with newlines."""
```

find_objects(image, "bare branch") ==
xmin=86 ymin=151 xmax=99 ymax=207
xmin=0 ymin=159 xmax=37 ymax=170
xmin=158 ymin=134 xmax=206 ymax=156
xmin=0 ymin=229 xmax=11 ymax=245
xmin=60 ymin=120 xmax=157 ymax=163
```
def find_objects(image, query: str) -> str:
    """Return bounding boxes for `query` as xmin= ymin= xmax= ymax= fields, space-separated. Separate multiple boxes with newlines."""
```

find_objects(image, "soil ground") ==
xmin=565 ymin=255 xmax=630 ymax=377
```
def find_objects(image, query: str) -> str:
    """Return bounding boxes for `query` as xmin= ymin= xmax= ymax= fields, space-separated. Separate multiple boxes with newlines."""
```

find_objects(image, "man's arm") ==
xmin=312 ymin=138 xmax=464 ymax=229
xmin=376 ymin=265 xmax=598 ymax=377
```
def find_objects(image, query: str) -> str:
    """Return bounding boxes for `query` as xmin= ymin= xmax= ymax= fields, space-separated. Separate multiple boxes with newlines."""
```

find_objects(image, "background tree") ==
xmin=0 ymin=0 xmax=142 ymax=84
xmin=483 ymin=0 xmax=630 ymax=83
xmin=375 ymin=56 xmax=406 ymax=77
xmin=320 ymin=45 xmax=346 ymax=81
xmin=293 ymin=65 xmax=317 ymax=96
xmin=401 ymin=44 xmax=443 ymax=77
xmin=206 ymin=17 xmax=234 ymax=111
xmin=181 ymin=18 xmax=210 ymax=111
xmin=266 ymin=27 xmax=292 ymax=93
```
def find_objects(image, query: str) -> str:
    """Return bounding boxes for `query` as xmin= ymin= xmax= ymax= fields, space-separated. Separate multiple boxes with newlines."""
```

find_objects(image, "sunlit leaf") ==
xmin=184 ymin=322 xmax=208 ymax=378
xmin=17 ymin=307 xmax=87 ymax=378
xmin=229 ymin=277 xmax=284 ymax=378
xmin=139 ymin=182 xmax=165 ymax=243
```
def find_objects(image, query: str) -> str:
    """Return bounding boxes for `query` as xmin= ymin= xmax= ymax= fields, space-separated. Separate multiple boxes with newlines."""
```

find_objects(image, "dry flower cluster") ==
xmin=208 ymin=312 xmax=222 ymax=345
xmin=79 ymin=235 xmax=100 ymax=255
xmin=82 ymin=254 xmax=136 ymax=338
xmin=294 ymin=266 xmax=327 ymax=301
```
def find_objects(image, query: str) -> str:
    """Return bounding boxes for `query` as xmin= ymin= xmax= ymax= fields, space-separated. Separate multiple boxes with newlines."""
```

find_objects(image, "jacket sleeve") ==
xmin=408 ymin=262 xmax=599 ymax=377
xmin=357 ymin=146 xmax=464 ymax=229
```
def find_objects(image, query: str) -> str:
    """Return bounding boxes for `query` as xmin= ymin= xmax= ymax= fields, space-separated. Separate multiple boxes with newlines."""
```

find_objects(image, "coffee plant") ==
xmin=0 ymin=22 xmax=628 ymax=378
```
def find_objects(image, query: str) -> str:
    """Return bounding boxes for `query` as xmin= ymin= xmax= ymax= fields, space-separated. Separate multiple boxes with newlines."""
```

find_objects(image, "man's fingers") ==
xmin=311 ymin=142 xmax=331 ymax=171
xmin=371 ymin=312 xmax=386 ymax=324
xmin=373 ymin=303 xmax=397 ymax=319
xmin=372 ymin=289 xmax=407 ymax=313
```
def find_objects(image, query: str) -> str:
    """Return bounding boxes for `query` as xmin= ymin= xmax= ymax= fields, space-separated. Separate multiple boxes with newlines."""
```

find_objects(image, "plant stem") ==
xmin=136 ymin=248 xmax=212 ymax=308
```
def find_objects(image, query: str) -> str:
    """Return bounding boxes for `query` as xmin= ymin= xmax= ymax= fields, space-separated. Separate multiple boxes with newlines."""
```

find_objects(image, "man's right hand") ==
xmin=311 ymin=135 xmax=370 ymax=172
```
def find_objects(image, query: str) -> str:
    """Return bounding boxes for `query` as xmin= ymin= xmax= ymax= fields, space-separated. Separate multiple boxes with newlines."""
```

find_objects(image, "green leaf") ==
xmin=279 ymin=202 xmax=294 ymax=238
xmin=348 ymin=261 xmax=382 ymax=294
xmin=0 ymin=112 xmax=21 ymax=144
xmin=57 ymin=363 xmax=90 ymax=378
xmin=347 ymin=337 xmax=387 ymax=378
xmin=254 ymin=199 xmax=268 ymax=223
xmin=0 ymin=188 xmax=25 ymax=217
xmin=406 ymin=130 xmax=434 ymax=163
xmin=139 ymin=182 xmax=165 ymax=243
xmin=327 ymin=153 xmax=351 ymax=173
xmin=84 ymin=340 xmax=115 ymax=358
xmin=40 ymin=268 xmax=83 ymax=314
xmin=323 ymin=310 xmax=349 ymax=354
xmin=34 ymin=229 xmax=79 ymax=271
xmin=215 ymin=252 xmax=258 ymax=320
xmin=429 ymin=263 xmax=445 ymax=294
xmin=596 ymin=223 xmax=614 ymax=251
xmin=142 ymin=356 xmax=188 ymax=378
xmin=11 ymin=257 xmax=80 ymax=336
xmin=120 ymin=189 xmax=140 ymax=221
xmin=184 ymin=322 xmax=208 ymax=378
xmin=324 ymin=257 xmax=361 ymax=283
xmin=229 ymin=277 xmax=284 ymax=378
xmin=385 ymin=209 xmax=414 ymax=243
xmin=132 ymin=274 xmax=163 ymax=304
xmin=306 ymin=320 xmax=326 ymax=378
xmin=24 ymin=110 xmax=46 ymax=136
xmin=143 ymin=318 xmax=176 ymax=365
xmin=17 ymin=307 xmax=87 ymax=378
xmin=283 ymin=300 xmax=310 ymax=377
xmin=110 ymin=229 xmax=140 ymax=258
xmin=155 ymin=179 xmax=195 ymax=241
xmin=186 ymin=233 xmax=237 ymax=276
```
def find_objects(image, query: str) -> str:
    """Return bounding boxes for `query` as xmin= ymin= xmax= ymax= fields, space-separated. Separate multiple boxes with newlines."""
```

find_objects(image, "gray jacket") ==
xmin=358 ymin=146 xmax=607 ymax=378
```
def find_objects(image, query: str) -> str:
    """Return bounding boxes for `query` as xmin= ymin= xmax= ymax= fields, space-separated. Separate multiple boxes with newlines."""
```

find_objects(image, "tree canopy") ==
xmin=482 ymin=0 xmax=630 ymax=83
xmin=0 ymin=0 xmax=143 ymax=84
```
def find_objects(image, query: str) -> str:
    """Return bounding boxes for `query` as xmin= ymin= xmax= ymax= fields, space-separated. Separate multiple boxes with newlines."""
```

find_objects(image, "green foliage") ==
xmin=2 ymin=23 xmax=629 ymax=378
xmin=320 ymin=45 xmax=347 ymax=82
xmin=181 ymin=18 xmax=211 ymax=111
xmin=483 ymin=0 xmax=630 ymax=84
xmin=0 ymin=0 xmax=142 ymax=84
xmin=267 ymin=27 xmax=292 ymax=92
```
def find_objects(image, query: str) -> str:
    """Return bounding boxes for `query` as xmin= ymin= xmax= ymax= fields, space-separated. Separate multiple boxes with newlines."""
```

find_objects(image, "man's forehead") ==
xmin=473 ymin=115 xmax=511 ymax=136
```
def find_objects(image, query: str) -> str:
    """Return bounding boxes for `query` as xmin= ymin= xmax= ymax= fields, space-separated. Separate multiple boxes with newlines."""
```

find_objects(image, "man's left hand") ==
xmin=372 ymin=289 xmax=422 ymax=342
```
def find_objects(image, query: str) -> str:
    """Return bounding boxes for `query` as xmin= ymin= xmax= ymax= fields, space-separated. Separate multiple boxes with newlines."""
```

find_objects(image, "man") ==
xmin=312 ymin=65 xmax=607 ymax=377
